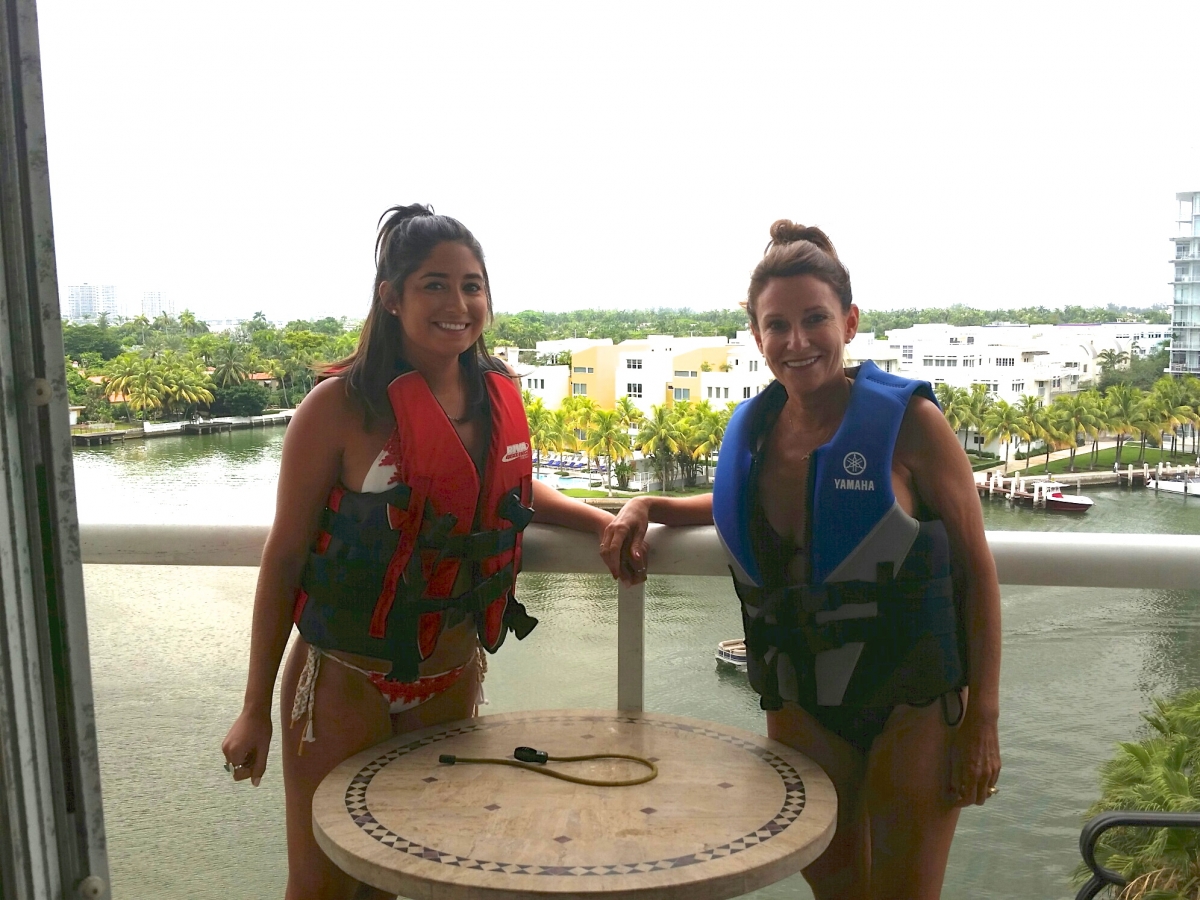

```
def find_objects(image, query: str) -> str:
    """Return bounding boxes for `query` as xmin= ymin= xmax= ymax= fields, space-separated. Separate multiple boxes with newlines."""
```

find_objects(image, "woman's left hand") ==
xmin=949 ymin=710 xmax=1001 ymax=807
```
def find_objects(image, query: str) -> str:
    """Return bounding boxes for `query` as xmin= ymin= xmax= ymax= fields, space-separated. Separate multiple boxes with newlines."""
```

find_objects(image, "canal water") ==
xmin=73 ymin=429 xmax=1200 ymax=900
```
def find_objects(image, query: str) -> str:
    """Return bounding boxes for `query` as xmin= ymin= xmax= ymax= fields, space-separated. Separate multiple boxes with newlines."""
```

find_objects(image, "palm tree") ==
xmin=635 ymin=405 xmax=685 ymax=491
xmin=1033 ymin=404 xmax=1069 ymax=473
xmin=177 ymin=309 xmax=199 ymax=337
xmin=108 ymin=355 xmax=166 ymax=421
xmin=212 ymin=341 xmax=249 ymax=387
xmin=935 ymin=384 xmax=970 ymax=448
xmin=550 ymin=409 xmax=575 ymax=459
xmin=1074 ymin=689 xmax=1200 ymax=897
xmin=1096 ymin=348 xmax=1130 ymax=372
xmin=691 ymin=409 xmax=726 ymax=482
xmin=615 ymin=395 xmax=644 ymax=434
xmin=569 ymin=397 xmax=599 ymax=475
xmin=131 ymin=314 xmax=150 ymax=347
xmin=1130 ymin=394 xmax=1160 ymax=466
xmin=1016 ymin=394 xmax=1043 ymax=472
xmin=1053 ymin=393 xmax=1099 ymax=472
xmin=981 ymin=400 xmax=1026 ymax=468
xmin=1106 ymin=384 xmax=1141 ymax=467
xmin=964 ymin=383 xmax=993 ymax=453
xmin=525 ymin=399 xmax=554 ymax=477
xmin=161 ymin=354 xmax=215 ymax=418
xmin=584 ymin=409 xmax=631 ymax=496
xmin=1150 ymin=376 xmax=1194 ymax=456
xmin=1079 ymin=390 xmax=1110 ymax=469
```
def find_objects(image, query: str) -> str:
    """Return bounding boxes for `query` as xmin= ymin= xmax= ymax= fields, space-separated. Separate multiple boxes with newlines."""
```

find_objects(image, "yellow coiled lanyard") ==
xmin=438 ymin=746 xmax=657 ymax=787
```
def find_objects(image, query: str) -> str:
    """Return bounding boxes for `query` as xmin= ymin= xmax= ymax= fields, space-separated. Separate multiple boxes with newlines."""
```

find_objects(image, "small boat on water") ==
xmin=1038 ymin=482 xmax=1094 ymax=513
xmin=1147 ymin=477 xmax=1200 ymax=497
xmin=715 ymin=639 xmax=747 ymax=669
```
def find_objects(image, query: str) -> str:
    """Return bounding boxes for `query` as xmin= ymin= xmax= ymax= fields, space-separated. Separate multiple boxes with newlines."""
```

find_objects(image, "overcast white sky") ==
xmin=35 ymin=1 xmax=1200 ymax=322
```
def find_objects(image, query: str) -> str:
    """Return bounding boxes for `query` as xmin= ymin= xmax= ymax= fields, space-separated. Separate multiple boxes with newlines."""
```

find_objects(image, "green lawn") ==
xmin=1015 ymin=444 xmax=1200 ymax=476
xmin=560 ymin=488 xmax=618 ymax=498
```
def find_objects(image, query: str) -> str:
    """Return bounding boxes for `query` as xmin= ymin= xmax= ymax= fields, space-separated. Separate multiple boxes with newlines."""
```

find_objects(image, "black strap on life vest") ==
xmin=298 ymin=482 xmax=535 ymax=681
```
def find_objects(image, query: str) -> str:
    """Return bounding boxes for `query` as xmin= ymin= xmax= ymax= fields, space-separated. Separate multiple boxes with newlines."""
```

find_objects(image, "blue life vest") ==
xmin=713 ymin=361 xmax=966 ymax=710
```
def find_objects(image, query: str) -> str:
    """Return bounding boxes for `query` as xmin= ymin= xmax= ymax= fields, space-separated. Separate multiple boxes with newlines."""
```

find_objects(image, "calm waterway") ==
xmin=73 ymin=428 xmax=1200 ymax=900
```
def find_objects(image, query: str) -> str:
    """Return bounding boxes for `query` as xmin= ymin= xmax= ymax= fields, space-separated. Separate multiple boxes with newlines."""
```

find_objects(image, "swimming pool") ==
xmin=535 ymin=472 xmax=600 ymax=489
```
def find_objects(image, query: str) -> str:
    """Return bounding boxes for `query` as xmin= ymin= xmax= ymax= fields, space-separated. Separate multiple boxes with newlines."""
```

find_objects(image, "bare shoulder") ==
xmin=287 ymin=377 xmax=360 ymax=452
xmin=896 ymin=394 xmax=963 ymax=467
xmin=894 ymin=392 xmax=980 ymax=516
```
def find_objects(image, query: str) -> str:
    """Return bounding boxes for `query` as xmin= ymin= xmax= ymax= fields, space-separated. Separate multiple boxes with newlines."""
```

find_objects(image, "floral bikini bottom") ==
xmin=290 ymin=643 xmax=481 ymax=753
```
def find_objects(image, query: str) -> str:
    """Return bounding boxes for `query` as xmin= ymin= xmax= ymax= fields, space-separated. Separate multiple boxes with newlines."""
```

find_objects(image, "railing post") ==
xmin=617 ymin=581 xmax=645 ymax=712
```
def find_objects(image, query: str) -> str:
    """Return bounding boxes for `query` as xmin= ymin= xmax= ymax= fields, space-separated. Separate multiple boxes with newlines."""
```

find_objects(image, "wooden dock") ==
xmin=71 ymin=430 xmax=134 ymax=446
xmin=182 ymin=421 xmax=232 ymax=435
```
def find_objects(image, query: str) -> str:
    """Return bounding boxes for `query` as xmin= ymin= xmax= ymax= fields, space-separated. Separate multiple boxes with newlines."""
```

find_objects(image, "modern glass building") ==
xmin=1170 ymin=191 xmax=1200 ymax=375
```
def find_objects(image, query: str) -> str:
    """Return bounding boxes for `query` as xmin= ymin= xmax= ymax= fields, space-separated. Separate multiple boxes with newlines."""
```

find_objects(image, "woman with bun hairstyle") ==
xmin=223 ymin=205 xmax=614 ymax=900
xmin=600 ymin=220 xmax=1001 ymax=899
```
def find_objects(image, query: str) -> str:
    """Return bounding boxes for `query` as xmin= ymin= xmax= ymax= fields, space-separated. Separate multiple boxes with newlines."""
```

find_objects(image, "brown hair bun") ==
xmin=768 ymin=219 xmax=838 ymax=260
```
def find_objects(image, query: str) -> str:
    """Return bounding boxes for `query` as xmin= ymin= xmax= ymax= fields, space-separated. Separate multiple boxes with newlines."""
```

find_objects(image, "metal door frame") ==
xmin=0 ymin=0 xmax=110 ymax=896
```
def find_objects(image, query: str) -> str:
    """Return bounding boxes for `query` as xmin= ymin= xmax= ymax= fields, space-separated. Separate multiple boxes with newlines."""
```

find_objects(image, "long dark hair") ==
xmin=326 ymin=204 xmax=507 ymax=428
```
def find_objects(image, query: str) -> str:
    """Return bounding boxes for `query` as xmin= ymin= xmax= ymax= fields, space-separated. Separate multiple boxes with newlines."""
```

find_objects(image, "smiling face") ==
xmin=752 ymin=274 xmax=859 ymax=397
xmin=381 ymin=241 xmax=489 ymax=370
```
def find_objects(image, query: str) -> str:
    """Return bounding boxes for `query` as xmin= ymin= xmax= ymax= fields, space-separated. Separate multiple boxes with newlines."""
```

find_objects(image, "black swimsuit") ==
xmin=748 ymin=474 xmax=963 ymax=755
xmin=749 ymin=496 xmax=897 ymax=753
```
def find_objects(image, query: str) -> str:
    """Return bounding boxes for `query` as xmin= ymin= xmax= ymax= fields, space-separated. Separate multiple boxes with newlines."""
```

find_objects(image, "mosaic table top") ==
xmin=312 ymin=709 xmax=837 ymax=900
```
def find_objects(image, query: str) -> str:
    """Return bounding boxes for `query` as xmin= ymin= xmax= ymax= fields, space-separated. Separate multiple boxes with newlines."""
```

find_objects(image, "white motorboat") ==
xmin=715 ymin=639 xmax=747 ymax=668
xmin=1040 ymin=482 xmax=1095 ymax=513
xmin=1012 ymin=481 xmax=1094 ymax=512
xmin=1147 ymin=477 xmax=1200 ymax=497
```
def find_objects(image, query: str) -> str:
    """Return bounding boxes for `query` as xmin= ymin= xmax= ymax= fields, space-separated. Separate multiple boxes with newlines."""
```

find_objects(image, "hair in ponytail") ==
xmin=743 ymin=219 xmax=853 ymax=327
xmin=322 ymin=204 xmax=506 ymax=428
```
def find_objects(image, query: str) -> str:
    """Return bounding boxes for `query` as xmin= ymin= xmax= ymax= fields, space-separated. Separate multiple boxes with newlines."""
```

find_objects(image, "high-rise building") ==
xmin=1170 ymin=191 xmax=1200 ymax=376
xmin=65 ymin=284 xmax=117 ymax=322
xmin=141 ymin=291 xmax=171 ymax=318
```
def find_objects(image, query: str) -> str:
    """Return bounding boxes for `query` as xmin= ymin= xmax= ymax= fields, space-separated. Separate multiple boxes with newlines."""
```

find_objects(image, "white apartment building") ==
xmin=141 ymin=291 xmax=173 ymax=319
xmin=879 ymin=322 xmax=1146 ymax=405
xmin=515 ymin=364 xmax=570 ymax=407
xmin=1170 ymin=190 xmax=1200 ymax=376
xmin=65 ymin=284 xmax=117 ymax=322
xmin=846 ymin=334 xmax=901 ymax=374
xmin=695 ymin=331 xmax=769 ymax=405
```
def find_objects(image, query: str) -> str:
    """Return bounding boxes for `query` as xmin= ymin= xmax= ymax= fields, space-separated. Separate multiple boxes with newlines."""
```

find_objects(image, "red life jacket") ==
xmin=293 ymin=369 xmax=535 ymax=682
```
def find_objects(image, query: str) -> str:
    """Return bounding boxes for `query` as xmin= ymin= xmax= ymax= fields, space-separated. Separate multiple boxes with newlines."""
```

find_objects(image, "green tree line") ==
xmin=63 ymin=310 xmax=357 ymax=423
xmin=486 ymin=304 xmax=1169 ymax=347
xmin=859 ymin=303 xmax=1169 ymax=335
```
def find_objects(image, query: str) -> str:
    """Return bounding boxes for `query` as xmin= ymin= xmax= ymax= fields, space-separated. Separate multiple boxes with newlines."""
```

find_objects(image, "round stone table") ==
xmin=313 ymin=709 xmax=837 ymax=900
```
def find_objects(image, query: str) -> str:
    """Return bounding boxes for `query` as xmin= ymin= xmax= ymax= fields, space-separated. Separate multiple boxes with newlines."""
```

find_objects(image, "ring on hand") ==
xmin=987 ymin=786 xmax=999 ymax=796
xmin=224 ymin=761 xmax=247 ymax=775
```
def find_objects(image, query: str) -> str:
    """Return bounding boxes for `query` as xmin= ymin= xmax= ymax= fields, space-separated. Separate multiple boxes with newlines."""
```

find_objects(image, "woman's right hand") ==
xmin=222 ymin=707 xmax=272 ymax=787
xmin=600 ymin=497 xmax=651 ymax=585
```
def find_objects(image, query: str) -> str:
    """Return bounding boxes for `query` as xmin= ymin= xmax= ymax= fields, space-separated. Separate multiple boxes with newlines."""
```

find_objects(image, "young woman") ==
xmin=600 ymin=221 xmax=1001 ymax=900
xmin=222 ymin=205 xmax=612 ymax=900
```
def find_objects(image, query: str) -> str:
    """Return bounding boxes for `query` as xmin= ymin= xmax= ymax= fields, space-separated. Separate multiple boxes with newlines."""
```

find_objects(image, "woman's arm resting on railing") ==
xmin=601 ymin=493 xmax=714 ymax=585
xmin=530 ymin=479 xmax=613 ymax=535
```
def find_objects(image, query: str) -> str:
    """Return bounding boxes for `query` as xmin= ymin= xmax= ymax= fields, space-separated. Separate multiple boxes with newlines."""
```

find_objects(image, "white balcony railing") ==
xmin=79 ymin=524 xmax=1200 ymax=713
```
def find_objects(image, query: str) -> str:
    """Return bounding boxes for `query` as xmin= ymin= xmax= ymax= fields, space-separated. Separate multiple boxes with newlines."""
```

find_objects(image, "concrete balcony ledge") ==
xmin=78 ymin=524 xmax=1200 ymax=592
